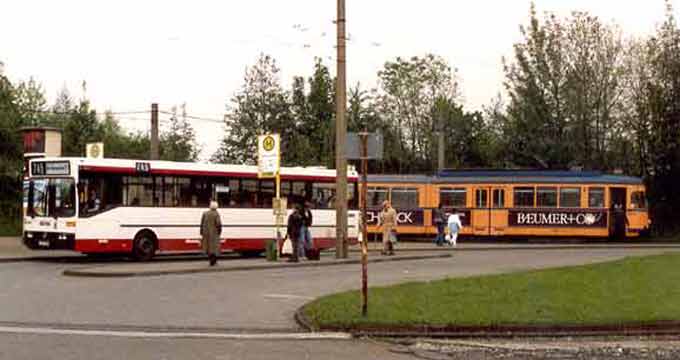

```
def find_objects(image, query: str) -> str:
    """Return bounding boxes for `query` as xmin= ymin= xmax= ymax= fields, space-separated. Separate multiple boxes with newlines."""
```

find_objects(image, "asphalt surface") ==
xmin=1 ymin=246 xmax=679 ymax=359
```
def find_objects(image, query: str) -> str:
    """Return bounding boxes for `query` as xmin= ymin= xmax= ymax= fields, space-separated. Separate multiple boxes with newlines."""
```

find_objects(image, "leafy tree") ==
xmin=213 ymin=54 xmax=293 ymax=165
xmin=160 ymin=104 xmax=200 ymax=162
xmin=14 ymin=77 xmax=49 ymax=126
xmin=375 ymin=54 xmax=459 ymax=172
xmin=304 ymin=58 xmax=335 ymax=167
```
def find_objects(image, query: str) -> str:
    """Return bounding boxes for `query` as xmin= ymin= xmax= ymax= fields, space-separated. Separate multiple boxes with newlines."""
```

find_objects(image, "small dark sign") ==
xmin=31 ymin=161 xmax=70 ymax=176
xmin=135 ymin=162 xmax=151 ymax=174
xmin=509 ymin=209 xmax=607 ymax=228
xmin=367 ymin=208 xmax=424 ymax=226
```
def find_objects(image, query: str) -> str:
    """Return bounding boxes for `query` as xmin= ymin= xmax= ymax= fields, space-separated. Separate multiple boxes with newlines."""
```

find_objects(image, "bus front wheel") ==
xmin=133 ymin=232 xmax=157 ymax=261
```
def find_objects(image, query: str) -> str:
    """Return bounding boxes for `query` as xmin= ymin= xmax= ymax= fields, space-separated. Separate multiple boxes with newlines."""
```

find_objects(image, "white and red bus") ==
xmin=23 ymin=157 xmax=360 ymax=260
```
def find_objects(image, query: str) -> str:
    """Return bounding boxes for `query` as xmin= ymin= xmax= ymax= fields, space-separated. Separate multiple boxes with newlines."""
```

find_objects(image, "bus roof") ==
xmin=34 ymin=157 xmax=359 ymax=181
xmin=368 ymin=170 xmax=643 ymax=185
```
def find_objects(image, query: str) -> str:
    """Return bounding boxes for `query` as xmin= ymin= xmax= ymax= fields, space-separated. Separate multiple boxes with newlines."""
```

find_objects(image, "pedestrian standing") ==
xmin=446 ymin=208 xmax=463 ymax=247
xmin=300 ymin=200 xmax=314 ymax=257
xmin=287 ymin=203 xmax=304 ymax=262
xmin=433 ymin=203 xmax=446 ymax=246
xmin=379 ymin=200 xmax=397 ymax=256
xmin=200 ymin=201 xmax=222 ymax=266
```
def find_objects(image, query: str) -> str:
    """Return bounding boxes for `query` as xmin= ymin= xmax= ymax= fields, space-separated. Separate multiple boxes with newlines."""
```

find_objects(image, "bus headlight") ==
xmin=58 ymin=234 xmax=67 ymax=240
xmin=26 ymin=233 xmax=33 ymax=238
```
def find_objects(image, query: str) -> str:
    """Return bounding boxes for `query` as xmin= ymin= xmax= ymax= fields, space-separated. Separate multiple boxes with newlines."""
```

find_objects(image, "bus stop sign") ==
xmin=258 ymin=134 xmax=280 ymax=178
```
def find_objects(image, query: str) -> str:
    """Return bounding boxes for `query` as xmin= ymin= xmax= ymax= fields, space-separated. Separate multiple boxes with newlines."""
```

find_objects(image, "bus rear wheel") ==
xmin=133 ymin=232 xmax=157 ymax=261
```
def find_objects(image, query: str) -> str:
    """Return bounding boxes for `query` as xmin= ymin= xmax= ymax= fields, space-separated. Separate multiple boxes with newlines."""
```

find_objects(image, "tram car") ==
xmin=364 ymin=170 xmax=650 ymax=239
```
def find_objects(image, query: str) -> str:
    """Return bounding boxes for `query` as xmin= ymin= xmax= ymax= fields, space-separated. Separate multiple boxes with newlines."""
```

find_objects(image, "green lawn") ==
xmin=304 ymin=253 xmax=680 ymax=329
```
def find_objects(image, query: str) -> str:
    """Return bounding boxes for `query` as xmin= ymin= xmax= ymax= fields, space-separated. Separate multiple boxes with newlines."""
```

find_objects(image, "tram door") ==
xmin=473 ymin=188 xmax=490 ymax=236
xmin=490 ymin=187 xmax=507 ymax=236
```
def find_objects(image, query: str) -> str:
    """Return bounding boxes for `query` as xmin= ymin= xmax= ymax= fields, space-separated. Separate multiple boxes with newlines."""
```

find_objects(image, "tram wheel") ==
xmin=133 ymin=231 xmax=157 ymax=261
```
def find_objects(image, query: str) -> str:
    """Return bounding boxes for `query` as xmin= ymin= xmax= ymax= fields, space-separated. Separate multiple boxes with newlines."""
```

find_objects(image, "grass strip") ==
xmin=304 ymin=253 xmax=680 ymax=328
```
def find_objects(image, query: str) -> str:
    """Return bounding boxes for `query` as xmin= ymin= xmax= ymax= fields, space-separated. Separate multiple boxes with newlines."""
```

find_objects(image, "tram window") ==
xmin=560 ymin=188 xmax=581 ymax=208
xmin=513 ymin=187 xmax=535 ymax=207
xmin=475 ymin=189 xmax=488 ymax=208
xmin=392 ymin=188 xmax=419 ymax=209
xmin=492 ymin=189 xmax=505 ymax=208
xmin=588 ymin=187 xmax=605 ymax=208
xmin=368 ymin=187 xmax=388 ymax=207
xmin=631 ymin=191 xmax=647 ymax=209
xmin=440 ymin=188 xmax=466 ymax=208
xmin=537 ymin=187 xmax=557 ymax=208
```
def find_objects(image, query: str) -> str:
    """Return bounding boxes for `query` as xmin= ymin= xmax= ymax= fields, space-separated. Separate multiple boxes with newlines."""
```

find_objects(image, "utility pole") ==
xmin=437 ymin=114 xmax=445 ymax=172
xmin=150 ymin=103 xmax=159 ymax=160
xmin=335 ymin=0 xmax=348 ymax=259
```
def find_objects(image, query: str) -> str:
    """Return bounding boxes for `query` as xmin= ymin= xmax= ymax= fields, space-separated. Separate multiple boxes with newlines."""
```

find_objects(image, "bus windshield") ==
xmin=26 ymin=178 xmax=76 ymax=218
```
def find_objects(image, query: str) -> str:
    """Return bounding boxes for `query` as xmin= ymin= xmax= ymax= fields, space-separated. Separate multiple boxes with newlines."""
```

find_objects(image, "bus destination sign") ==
xmin=31 ymin=161 xmax=70 ymax=176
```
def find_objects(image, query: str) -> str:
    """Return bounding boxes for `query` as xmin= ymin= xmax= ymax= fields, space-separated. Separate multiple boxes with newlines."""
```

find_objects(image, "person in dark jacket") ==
xmin=299 ymin=200 xmax=314 ymax=257
xmin=287 ymin=203 xmax=304 ymax=262
xmin=200 ymin=201 xmax=222 ymax=266
xmin=433 ymin=203 xmax=446 ymax=246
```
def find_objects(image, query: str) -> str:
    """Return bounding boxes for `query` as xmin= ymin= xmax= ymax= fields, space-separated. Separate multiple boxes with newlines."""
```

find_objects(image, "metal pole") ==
xmin=438 ymin=113 xmax=445 ymax=172
xmin=360 ymin=132 xmax=369 ymax=317
xmin=276 ymin=172 xmax=281 ymax=260
xmin=150 ymin=103 xmax=159 ymax=160
xmin=335 ymin=0 xmax=348 ymax=259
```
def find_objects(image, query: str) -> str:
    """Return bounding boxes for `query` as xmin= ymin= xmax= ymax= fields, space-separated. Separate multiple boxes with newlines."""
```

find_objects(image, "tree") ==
xmin=160 ymin=104 xmax=200 ymax=162
xmin=502 ymin=4 xmax=627 ymax=170
xmin=304 ymin=58 xmax=335 ymax=167
xmin=61 ymin=85 xmax=102 ymax=157
xmin=14 ymin=77 xmax=49 ymax=126
xmin=213 ymin=54 xmax=293 ymax=165
xmin=375 ymin=54 xmax=460 ymax=173
xmin=0 ymin=64 xmax=22 ymax=234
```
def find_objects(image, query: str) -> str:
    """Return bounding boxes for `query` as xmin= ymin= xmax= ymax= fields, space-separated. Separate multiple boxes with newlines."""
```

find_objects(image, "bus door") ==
xmin=472 ymin=188 xmax=489 ymax=236
xmin=490 ymin=187 xmax=507 ymax=236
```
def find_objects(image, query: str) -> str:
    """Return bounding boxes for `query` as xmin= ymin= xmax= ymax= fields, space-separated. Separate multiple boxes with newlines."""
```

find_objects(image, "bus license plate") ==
xmin=38 ymin=240 xmax=49 ymax=247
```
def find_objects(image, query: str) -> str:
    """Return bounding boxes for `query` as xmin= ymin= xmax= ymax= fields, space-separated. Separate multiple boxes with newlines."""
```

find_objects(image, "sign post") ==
xmin=258 ymin=134 xmax=281 ymax=259
xmin=347 ymin=131 xmax=382 ymax=317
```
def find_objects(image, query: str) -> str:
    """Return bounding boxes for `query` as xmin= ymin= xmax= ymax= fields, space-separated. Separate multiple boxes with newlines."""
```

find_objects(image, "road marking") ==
xmin=263 ymin=294 xmax=315 ymax=300
xmin=0 ymin=326 xmax=351 ymax=340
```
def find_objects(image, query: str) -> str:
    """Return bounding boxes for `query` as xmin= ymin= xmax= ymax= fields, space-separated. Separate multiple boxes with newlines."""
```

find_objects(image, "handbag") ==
xmin=389 ymin=229 xmax=398 ymax=243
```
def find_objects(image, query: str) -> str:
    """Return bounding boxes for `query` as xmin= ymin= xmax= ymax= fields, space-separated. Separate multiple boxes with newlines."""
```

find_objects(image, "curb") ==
xmin=62 ymin=253 xmax=453 ymax=278
xmin=295 ymin=310 xmax=680 ymax=338
xmin=349 ymin=244 xmax=680 ymax=253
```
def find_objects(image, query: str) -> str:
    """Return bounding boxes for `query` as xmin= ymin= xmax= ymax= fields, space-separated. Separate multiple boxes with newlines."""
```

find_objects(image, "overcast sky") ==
xmin=1 ymin=0 xmax=677 ymax=159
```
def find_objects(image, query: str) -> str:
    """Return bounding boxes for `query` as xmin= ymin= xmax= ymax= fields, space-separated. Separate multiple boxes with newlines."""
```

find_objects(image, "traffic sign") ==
xmin=258 ymin=134 xmax=280 ymax=178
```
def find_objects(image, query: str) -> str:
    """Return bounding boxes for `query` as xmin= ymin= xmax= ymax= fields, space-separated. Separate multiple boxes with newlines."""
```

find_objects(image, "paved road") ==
xmin=0 ymin=247 xmax=677 ymax=359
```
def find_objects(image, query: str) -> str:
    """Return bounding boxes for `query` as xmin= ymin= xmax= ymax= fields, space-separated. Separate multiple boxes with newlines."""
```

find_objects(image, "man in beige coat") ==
xmin=379 ymin=200 xmax=397 ymax=256
xmin=200 ymin=201 xmax=222 ymax=266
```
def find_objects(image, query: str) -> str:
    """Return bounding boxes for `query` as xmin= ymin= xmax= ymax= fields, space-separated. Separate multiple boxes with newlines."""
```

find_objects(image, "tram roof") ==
xmin=34 ymin=157 xmax=359 ymax=180
xmin=368 ymin=170 xmax=643 ymax=185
